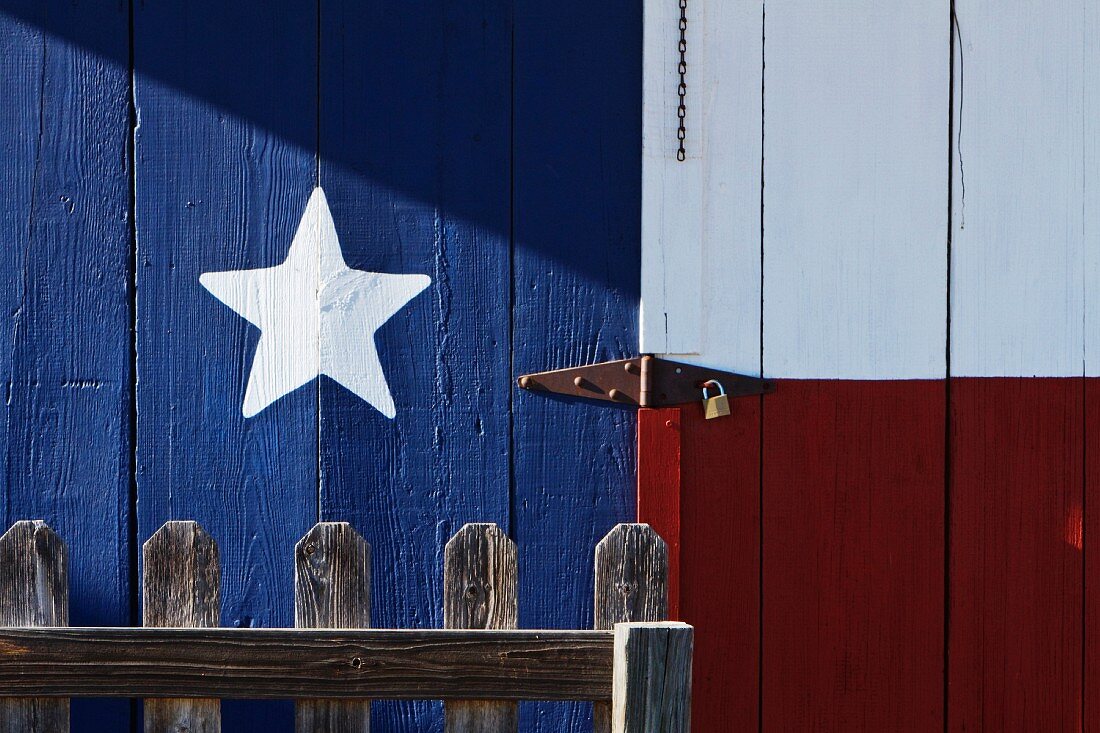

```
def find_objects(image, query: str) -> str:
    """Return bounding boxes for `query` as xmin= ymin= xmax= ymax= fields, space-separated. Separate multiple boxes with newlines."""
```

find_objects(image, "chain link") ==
xmin=676 ymin=0 xmax=688 ymax=161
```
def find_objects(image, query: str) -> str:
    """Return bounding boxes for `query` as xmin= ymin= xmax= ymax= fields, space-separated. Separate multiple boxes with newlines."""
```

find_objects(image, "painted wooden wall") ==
xmin=0 ymin=0 xmax=638 ymax=730
xmin=641 ymin=0 xmax=1099 ymax=730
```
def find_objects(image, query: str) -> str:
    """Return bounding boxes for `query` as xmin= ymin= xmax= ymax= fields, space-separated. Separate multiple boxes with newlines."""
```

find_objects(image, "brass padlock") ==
xmin=702 ymin=380 xmax=731 ymax=419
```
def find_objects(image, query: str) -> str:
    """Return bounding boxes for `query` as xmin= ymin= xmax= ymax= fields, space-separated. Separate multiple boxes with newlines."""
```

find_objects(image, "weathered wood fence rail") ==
xmin=0 ymin=520 xmax=691 ymax=732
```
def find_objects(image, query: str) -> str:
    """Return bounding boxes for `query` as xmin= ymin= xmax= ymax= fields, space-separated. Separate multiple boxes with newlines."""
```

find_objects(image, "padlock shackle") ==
xmin=701 ymin=379 xmax=726 ymax=398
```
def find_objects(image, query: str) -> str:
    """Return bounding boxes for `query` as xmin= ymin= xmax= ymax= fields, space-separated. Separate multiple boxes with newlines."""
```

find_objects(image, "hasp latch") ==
xmin=516 ymin=355 xmax=774 ymax=408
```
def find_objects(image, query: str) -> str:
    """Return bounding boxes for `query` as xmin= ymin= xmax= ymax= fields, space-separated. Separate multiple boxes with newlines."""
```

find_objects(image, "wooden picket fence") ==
xmin=0 ymin=520 xmax=691 ymax=732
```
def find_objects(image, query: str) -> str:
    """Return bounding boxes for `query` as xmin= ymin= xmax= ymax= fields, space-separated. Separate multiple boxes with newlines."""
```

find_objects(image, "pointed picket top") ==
xmin=0 ymin=520 xmax=68 ymax=627
xmin=0 ymin=521 xmax=69 ymax=732
xmin=444 ymin=523 xmax=518 ymax=732
xmin=294 ymin=522 xmax=372 ymax=629
xmin=594 ymin=523 xmax=669 ymax=630
xmin=444 ymin=523 xmax=518 ymax=631
xmin=295 ymin=522 xmax=372 ymax=733
xmin=142 ymin=521 xmax=220 ymax=628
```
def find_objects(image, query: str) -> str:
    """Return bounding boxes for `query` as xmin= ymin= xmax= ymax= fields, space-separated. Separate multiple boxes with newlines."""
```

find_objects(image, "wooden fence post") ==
xmin=612 ymin=622 xmax=693 ymax=733
xmin=443 ymin=523 xmax=518 ymax=733
xmin=593 ymin=524 xmax=668 ymax=733
xmin=143 ymin=521 xmax=221 ymax=733
xmin=0 ymin=521 xmax=69 ymax=733
xmin=295 ymin=522 xmax=372 ymax=733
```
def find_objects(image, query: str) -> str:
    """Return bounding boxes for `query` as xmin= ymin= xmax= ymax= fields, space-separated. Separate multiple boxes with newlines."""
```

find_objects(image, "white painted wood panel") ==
xmin=762 ymin=2 xmax=949 ymax=380
xmin=1086 ymin=3 xmax=1100 ymax=377
xmin=640 ymin=0 xmax=762 ymax=375
xmin=951 ymin=1 xmax=1086 ymax=378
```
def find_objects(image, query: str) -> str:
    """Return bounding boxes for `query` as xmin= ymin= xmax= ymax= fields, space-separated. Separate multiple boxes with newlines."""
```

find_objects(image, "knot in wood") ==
xmin=349 ymin=656 xmax=363 ymax=669
xmin=303 ymin=542 xmax=317 ymax=556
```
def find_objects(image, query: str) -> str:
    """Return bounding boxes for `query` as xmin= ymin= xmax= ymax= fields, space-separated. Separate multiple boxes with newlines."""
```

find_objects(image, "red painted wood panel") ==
xmin=1088 ymin=378 xmax=1099 ymax=733
xmin=949 ymin=378 xmax=1083 ymax=731
xmin=639 ymin=401 xmax=760 ymax=731
xmin=762 ymin=380 xmax=944 ymax=731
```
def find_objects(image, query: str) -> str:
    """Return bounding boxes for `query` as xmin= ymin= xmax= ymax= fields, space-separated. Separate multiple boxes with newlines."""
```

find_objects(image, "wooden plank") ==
xmin=949 ymin=3 xmax=1088 ymax=730
xmin=512 ymin=0 xmax=640 ymax=727
xmin=143 ymin=521 xmax=221 ymax=733
xmin=593 ymin=524 xmax=668 ymax=733
xmin=0 ymin=4 xmax=132 ymax=730
xmin=636 ymin=409 xmax=682 ymax=618
xmin=611 ymin=622 xmax=692 ymax=733
xmin=295 ymin=523 xmax=372 ymax=733
xmin=640 ymin=0 xmax=763 ymax=364
xmin=443 ymin=524 xmax=518 ymax=733
xmin=316 ymin=0 xmax=511 ymax=725
xmin=1088 ymin=379 xmax=1100 ymax=733
xmin=132 ymin=0 xmax=318 ymax=726
xmin=763 ymin=2 xmax=947 ymax=379
xmin=0 ymin=628 xmax=614 ymax=701
xmin=759 ymin=2 xmax=948 ymax=730
xmin=677 ymin=403 xmax=760 ymax=730
xmin=0 ymin=521 xmax=69 ymax=732
xmin=763 ymin=381 xmax=945 ymax=730
xmin=949 ymin=379 xmax=1082 ymax=731
xmin=951 ymin=0 xmax=1085 ymax=380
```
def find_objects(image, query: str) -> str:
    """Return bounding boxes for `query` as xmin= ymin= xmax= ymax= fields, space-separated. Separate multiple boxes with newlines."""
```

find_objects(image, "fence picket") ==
xmin=443 ymin=523 xmax=518 ymax=732
xmin=142 ymin=520 xmax=221 ymax=733
xmin=295 ymin=522 xmax=372 ymax=733
xmin=593 ymin=524 xmax=668 ymax=733
xmin=612 ymin=622 xmax=693 ymax=733
xmin=0 ymin=521 xmax=69 ymax=733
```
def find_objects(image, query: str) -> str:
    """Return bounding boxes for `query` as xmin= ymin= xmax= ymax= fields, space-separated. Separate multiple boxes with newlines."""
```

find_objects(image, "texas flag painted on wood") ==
xmin=1 ymin=0 xmax=1099 ymax=730
xmin=639 ymin=2 xmax=1100 ymax=731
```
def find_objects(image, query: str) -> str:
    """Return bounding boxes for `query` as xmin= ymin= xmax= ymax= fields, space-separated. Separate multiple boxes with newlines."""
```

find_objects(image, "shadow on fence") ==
xmin=0 ymin=520 xmax=691 ymax=733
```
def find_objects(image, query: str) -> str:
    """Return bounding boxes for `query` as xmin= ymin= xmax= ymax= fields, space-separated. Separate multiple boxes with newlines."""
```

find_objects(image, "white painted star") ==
xmin=200 ymin=187 xmax=430 ymax=419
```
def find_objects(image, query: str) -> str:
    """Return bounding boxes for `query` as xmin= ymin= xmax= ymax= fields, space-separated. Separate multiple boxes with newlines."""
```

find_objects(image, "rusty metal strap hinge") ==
xmin=516 ymin=355 xmax=774 ymax=408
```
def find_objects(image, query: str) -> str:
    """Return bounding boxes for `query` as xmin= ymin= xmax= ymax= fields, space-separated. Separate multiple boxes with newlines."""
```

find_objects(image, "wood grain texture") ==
xmin=0 ymin=628 xmax=613 ymax=701
xmin=143 ymin=521 xmax=221 ymax=733
xmin=0 ymin=4 xmax=132 ymax=730
xmin=132 ymin=0 xmax=318 ymax=727
xmin=951 ymin=0 xmax=1087 ymax=378
xmin=1087 ymin=379 xmax=1100 ymax=732
xmin=678 ymin=402 xmax=760 ymax=731
xmin=949 ymin=378 xmax=1082 ymax=731
xmin=0 ymin=521 xmax=69 ymax=732
xmin=444 ymin=524 xmax=518 ymax=732
xmin=640 ymin=0 xmax=762 ymax=366
xmin=593 ymin=524 xmax=668 ymax=733
xmin=316 ymin=0 xmax=511 ymax=725
xmin=763 ymin=1 xmax=948 ymax=379
xmin=295 ymin=523 xmax=372 ymax=733
xmin=512 ymin=0 xmax=640 ymax=731
xmin=763 ymin=381 xmax=945 ymax=731
xmin=636 ymin=409 xmax=681 ymax=618
xmin=611 ymin=623 xmax=692 ymax=733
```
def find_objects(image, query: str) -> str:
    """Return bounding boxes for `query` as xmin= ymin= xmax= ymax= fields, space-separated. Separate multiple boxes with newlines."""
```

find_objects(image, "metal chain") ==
xmin=676 ymin=0 xmax=688 ymax=161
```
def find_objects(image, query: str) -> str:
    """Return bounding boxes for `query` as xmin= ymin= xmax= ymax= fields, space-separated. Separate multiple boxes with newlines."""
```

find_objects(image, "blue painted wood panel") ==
xmin=0 ymin=1 xmax=132 ymax=730
xmin=317 ymin=0 xmax=513 ymax=728
xmin=132 ymin=0 xmax=319 ymax=729
xmin=0 ymin=0 xmax=640 ymax=728
xmin=512 ymin=0 xmax=642 ymax=729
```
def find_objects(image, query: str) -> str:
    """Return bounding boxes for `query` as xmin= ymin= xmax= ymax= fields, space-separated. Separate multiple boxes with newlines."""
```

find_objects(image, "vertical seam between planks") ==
xmin=757 ymin=2 xmax=766 ymax=730
xmin=126 ymin=0 xmax=141 ymax=730
xmin=507 ymin=10 xmax=516 ymax=541
xmin=315 ymin=0 xmax=323 ymax=523
xmin=945 ymin=4 xmax=957 ymax=731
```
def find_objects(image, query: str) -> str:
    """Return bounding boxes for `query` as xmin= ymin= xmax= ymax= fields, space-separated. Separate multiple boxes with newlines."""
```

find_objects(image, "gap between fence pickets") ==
xmin=0 ymin=520 xmax=689 ymax=733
